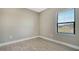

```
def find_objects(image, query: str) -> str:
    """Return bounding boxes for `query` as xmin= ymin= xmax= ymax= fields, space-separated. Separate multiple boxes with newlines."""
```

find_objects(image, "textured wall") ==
xmin=0 ymin=8 xmax=40 ymax=43
xmin=0 ymin=8 xmax=79 ymax=47
xmin=40 ymin=8 xmax=79 ymax=46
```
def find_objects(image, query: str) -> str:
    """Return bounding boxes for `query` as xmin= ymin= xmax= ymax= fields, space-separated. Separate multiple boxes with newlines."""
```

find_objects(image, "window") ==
xmin=57 ymin=8 xmax=75 ymax=34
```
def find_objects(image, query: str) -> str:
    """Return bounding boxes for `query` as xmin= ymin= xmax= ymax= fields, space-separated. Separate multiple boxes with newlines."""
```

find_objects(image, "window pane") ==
xmin=58 ymin=23 xmax=74 ymax=34
xmin=58 ymin=8 xmax=74 ymax=23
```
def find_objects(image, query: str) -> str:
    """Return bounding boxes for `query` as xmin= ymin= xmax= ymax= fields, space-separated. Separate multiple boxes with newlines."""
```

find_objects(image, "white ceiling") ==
xmin=27 ymin=8 xmax=47 ymax=13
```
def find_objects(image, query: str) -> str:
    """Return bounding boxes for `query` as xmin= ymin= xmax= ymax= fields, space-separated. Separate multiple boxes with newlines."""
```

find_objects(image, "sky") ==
xmin=58 ymin=8 xmax=74 ymax=23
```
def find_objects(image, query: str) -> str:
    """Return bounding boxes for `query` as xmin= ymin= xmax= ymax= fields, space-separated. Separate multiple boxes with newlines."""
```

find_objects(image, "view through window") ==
xmin=57 ymin=8 xmax=75 ymax=34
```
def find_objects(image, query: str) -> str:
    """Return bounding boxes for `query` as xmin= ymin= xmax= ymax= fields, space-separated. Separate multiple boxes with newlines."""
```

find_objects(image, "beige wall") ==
xmin=40 ymin=8 xmax=79 ymax=46
xmin=0 ymin=8 xmax=79 ymax=46
xmin=0 ymin=8 xmax=40 ymax=43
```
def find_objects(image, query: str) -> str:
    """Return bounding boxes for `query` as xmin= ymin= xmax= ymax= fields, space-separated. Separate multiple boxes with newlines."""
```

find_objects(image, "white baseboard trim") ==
xmin=39 ymin=36 xmax=79 ymax=50
xmin=0 ymin=35 xmax=79 ymax=50
xmin=0 ymin=36 xmax=39 ymax=47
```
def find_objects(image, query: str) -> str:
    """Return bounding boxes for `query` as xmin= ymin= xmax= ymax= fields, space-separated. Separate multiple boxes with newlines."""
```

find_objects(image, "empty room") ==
xmin=0 ymin=8 xmax=79 ymax=51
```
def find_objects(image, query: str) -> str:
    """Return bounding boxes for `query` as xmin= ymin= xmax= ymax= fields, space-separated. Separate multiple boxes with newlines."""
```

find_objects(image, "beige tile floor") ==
xmin=0 ymin=38 xmax=76 ymax=51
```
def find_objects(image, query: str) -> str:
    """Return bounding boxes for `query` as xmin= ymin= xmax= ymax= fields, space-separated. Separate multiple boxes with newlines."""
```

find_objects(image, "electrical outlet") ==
xmin=9 ymin=35 xmax=13 ymax=39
